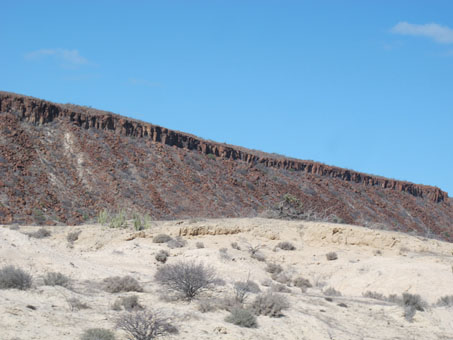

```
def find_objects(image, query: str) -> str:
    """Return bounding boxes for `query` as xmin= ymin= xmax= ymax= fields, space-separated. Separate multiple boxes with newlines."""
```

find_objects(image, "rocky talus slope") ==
xmin=0 ymin=91 xmax=451 ymax=240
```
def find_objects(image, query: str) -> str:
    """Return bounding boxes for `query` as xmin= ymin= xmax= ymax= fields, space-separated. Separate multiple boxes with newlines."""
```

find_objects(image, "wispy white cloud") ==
xmin=128 ymin=78 xmax=161 ymax=87
xmin=25 ymin=48 xmax=89 ymax=65
xmin=391 ymin=22 xmax=453 ymax=44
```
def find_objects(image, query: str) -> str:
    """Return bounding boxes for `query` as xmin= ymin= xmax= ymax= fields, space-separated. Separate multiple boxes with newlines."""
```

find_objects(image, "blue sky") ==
xmin=2 ymin=1 xmax=452 ymax=195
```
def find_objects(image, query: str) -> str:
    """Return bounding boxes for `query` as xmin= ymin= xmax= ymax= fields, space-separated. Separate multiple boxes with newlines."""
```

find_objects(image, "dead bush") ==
xmin=0 ymin=265 xmax=33 ymax=290
xmin=402 ymin=293 xmax=426 ymax=322
xmin=43 ymin=272 xmax=71 ymax=288
xmin=251 ymin=292 xmax=289 ymax=317
xmin=116 ymin=310 xmax=178 ymax=340
xmin=225 ymin=308 xmax=257 ymax=328
xmin=154 ymin=261 xmax=218 ymax=300
xmin=436 ymin=295 xmax=453 ymax=307
xmin=103 ymin=276 xmax=143 ymax=293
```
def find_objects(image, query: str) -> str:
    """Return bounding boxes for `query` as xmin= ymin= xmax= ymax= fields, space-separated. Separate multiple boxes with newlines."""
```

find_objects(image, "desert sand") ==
xmin=1 ymin=218 xmax=453 ymax=340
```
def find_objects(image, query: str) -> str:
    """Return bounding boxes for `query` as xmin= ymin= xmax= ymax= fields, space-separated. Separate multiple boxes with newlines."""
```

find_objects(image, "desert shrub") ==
xmin=67 ymin=230 xmax=81 ymax=243
xmin=103 ymin=276 xmax=143 ymax=293
xmin=234 ymin=280 xmax=261 ymax=303
xmin=251 ymin=292 xmax=289 ymax=317
xmin=270 ymin=283 xmax=291 ymax=293
xmin=402 ymin=293 xmax=426 ymax=321
xmin=97 ymin=209 xmax=110 ymax=225
xmin=362 ymin=291 xmax=386 ymax=301
xmin=293 ymin=277 xmax=312 ymax=290
xmin=116 ymin=310 xmax=177 ymax=340
xmin=323 ymin=287 xmax=342 ymax=296
xmin=225 ymin=308 xmax=257 ymax=328
xmin=155 ymin=261 xmax=217 ymax=300
xmin=265 ymin=263 xmax=283 ymax=274
xmin=155 ymin=250 xmax=169 ymax=263
xmin=195 ymin=241 xmax=204 ymax=249
xmin=231 ymin=242 xmax=240 ymax=250
xmin=326 ymin=252 xmax=338 ymax=261
xmin=80 ymin=328 xmax=115 ymax=340
xmin=133 ymin=213 xmax=151 ymax=231
xmin=9 ymin=224 xmax=20 ymax=230
xmin=276 ymin=242 xmax=296 ymax=251
xmin=261 ymin=279 xmax=272 ymax=287
xmin=197 ymin=298 xmax=218 ymax=313
xmin=112 ymin=295 xmax=143 ymax=312
xmin=436 ymin=295 xmax=453 ymax=307
xmin=271 ymin=272 xmax=291 ymax=285
xmin=247 ymin=244 xmax=262 ymax=255
xmin=0 ymin=265 xmax=32 ymax=290
xmin=218 ymin=295 xmax=242 ymax=312
xmin=218 ymin=248 xmax=230 ymax=261
xmin=167 ymin=236 xmax=187 ymax=249
xmin=68 ymin=298 xmax=90 ymax=311
xmin=152 ymin=234 xmax=172 ymax=244
xmin=28 ymin=228 xmax=51 ymax=239
xmin=251 ymin=251 xmax=266 ymax=262
xmin=110 ymin=211 xmax=127 ymax=229
xmin=43 ymin=272 xmax=71 ymax=288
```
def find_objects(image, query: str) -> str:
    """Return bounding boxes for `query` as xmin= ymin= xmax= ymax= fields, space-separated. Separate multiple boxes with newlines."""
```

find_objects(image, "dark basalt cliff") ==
xmin=0 ymin=91 xmax=451 ymax=240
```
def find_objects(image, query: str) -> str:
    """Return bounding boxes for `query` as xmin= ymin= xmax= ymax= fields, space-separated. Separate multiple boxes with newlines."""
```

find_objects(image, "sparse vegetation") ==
xmin=155 ymin=250 xmax=169 ymax=263
xmin=67 ymin=230 xmax=81 ymax=243
xmin=154 ymin=261 xmax=217 ymax=300
xmin=152 ymin=234 xmax=172 ymax=244
xmin=80 ymin=328 xmax=116 ymax=340
xmin=116 ymin=310 xmax=178 ymax=340
xmin=0 ymin=265 xmax=33 ymax=290
xmin=293 ymin=277 xmax=312 ymax=291
xmin=251 ymin=292 xmax=289 ymax=317
xmin=112 ymin=295 xmax=143 ymax=311
xmin=27 ymin=228 xmax=51 ymax=239
xmin=326 ymin=252 xmax=338 ymax=261
xmin=323 ymin=287 xmax=342 ymax=296
xmin=110 ymin=210 xmax=127 ymax=229
xmin=265 ymin=263 xmax=283 ymax=274
xmin=231 ymin=242 xmax=240 ymax=250
xmin=225 ymin=308 xmax=258 ymax=328
xmin=103 ymin=276 xmax=143 ymax=293
xmin=43 ymin=272 xmax=71 ymax=288
xmin=276 ymin=241 xmax=296 ymax=251
xmin=167 ymin=236 xmax=187 ymax=249
xmin=436 ymin=295 xmax=453 ymax=307
xmin=234 ymin=280 xmax=261 ymax=303
xmin=97 ymin=209 xmax=110 ymax=225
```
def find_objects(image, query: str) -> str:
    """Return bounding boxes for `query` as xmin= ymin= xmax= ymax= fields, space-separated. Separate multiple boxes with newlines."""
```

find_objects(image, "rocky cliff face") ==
xmin=0 ymin=91 xmax=451 ymax=240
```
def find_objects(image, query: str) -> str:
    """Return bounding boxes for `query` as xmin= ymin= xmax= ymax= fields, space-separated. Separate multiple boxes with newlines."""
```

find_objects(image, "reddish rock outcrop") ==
xmin=0 ymin=91 xmax=451 ymax=240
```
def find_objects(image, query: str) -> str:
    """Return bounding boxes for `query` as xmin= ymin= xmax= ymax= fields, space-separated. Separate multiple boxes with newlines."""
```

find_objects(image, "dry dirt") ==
xmin=1 ymin=218 xmax=453 ymax=340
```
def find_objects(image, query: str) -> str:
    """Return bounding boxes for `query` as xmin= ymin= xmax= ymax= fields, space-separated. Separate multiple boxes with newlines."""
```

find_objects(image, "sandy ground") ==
xmin=1 ymin=218 xmax=453 ymax=340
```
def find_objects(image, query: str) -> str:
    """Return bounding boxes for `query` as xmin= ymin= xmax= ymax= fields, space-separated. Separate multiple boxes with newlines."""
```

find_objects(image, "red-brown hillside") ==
xmin=0 ymin=91 xmax=451 ymax=240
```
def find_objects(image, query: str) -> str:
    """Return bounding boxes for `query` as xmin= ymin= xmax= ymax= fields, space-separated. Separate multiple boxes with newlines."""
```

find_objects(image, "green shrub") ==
xmin=133 ymin=213 xmax=151 ymax=231
xmin=0 ymin=265 xmax=33 ymax=290
xmin=225 ymin=308 xmax=257 ymax=328
xmin=110 ymin=211 xmax=127 ymax=229
xmin=97 ymin=209 xmax=110 ymax=225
